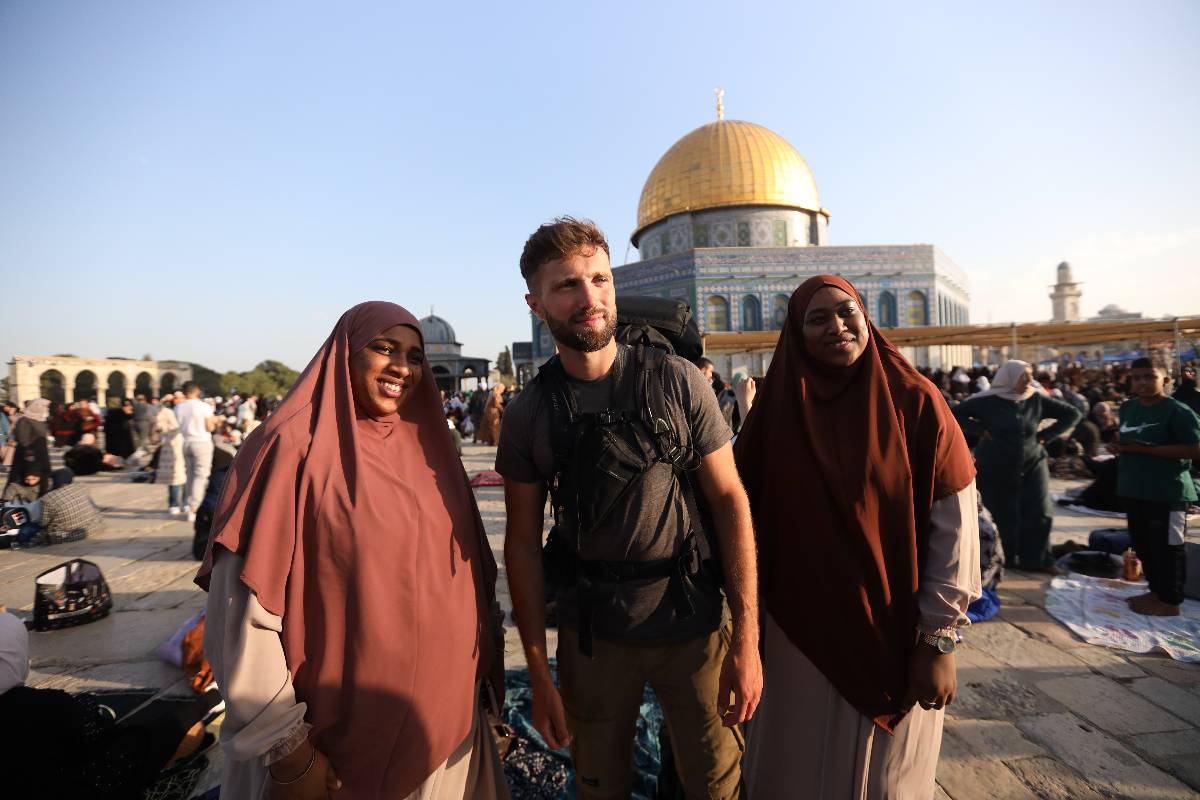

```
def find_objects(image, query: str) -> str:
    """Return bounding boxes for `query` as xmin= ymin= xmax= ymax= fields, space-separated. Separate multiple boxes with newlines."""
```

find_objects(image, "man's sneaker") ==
xmin=169 ymin=507 xmax=182 ymax=516
xmin=186 ymin=510 xmax=196 ymax=523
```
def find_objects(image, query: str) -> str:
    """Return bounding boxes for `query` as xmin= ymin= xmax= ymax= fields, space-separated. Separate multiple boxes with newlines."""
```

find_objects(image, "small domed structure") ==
xmin=416 ymin=313 xmax=489 ymax=392
xmin=419 ymin=314 xmax=458 ymax=349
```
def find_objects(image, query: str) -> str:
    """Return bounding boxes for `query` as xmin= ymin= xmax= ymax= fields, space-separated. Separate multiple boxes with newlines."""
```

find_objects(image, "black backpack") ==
xmin=613 ymin=296 xmax=702 ymax=363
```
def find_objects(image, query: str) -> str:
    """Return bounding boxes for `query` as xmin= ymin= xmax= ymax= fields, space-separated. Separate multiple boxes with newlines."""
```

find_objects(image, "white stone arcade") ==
xmin=8 ymin=355 xmax=194 ymax=407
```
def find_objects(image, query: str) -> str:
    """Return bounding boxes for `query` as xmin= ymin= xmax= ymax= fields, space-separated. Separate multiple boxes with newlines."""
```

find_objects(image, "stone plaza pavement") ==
xmin=2 ymin=442 xmax=1198 ymax=798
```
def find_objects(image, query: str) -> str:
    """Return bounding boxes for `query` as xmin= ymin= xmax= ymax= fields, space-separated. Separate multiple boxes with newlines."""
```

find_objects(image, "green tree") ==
xmin=495 ymin=347 xmax=514 ymax=381
xmin=185 ymin=363 xmax=224 ymax=396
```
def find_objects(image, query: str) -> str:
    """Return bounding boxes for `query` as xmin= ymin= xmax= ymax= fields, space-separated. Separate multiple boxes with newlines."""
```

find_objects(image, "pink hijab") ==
xmin=196 ymin=301 xmax=499 ymax=798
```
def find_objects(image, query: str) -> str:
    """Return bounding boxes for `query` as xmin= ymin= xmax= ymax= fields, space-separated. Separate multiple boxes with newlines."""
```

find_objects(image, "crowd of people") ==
xmin=0 ymin=387 xmax=281 ymax=549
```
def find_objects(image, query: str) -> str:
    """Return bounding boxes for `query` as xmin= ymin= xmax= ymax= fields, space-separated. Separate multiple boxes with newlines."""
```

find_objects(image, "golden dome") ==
xmin=634 ymin=119 xmax=824 ymax=244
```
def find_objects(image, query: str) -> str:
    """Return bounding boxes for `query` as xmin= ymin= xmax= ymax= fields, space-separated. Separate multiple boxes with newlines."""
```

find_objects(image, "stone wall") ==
xmin=8 ymin=355 xmax=194 ymax=406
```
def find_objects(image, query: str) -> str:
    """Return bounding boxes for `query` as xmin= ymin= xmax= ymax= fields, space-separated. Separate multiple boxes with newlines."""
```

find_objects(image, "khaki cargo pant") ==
xmin=557 ymin=624 xmax=743 ymax=800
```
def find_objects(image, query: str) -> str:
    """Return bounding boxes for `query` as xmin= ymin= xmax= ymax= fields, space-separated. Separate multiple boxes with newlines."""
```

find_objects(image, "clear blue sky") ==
xmin=3 ymin=1 xmax=1197 ymax=372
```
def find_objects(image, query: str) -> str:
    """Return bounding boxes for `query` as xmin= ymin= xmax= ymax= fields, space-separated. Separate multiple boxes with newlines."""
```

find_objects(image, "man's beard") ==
xmin=544 ymin=305 xmax=616 ymax=353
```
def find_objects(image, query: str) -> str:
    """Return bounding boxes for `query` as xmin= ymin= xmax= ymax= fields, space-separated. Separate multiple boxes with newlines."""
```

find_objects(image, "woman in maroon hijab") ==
xmin=735 ymin=276 xmax=980 ymax=798
xmin=196 ymin=302 xmax=506 ymax=800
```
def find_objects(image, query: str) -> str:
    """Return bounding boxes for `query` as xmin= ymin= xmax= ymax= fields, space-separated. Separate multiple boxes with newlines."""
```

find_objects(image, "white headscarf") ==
xmin=19 ymin=398 xmax=50 ymax=424
xmin=973 ymin=360 xmax=1034 ymax=402
xmin=0 ymin=611 xmax=30 ymax=694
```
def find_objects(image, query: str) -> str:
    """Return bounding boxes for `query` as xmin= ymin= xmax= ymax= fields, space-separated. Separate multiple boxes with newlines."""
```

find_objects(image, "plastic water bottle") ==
xmin=1122 ymin=548 xmax=1142 ymax=581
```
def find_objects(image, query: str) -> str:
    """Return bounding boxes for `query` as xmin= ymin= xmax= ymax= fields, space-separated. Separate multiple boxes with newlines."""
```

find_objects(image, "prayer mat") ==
xmin=503 ymin=662 xmax=664 ymax=799
xmin=470 ymin=470 xmax=505 ymax=487
xmin=1044 ymin=574 xmax=1200 ymax=662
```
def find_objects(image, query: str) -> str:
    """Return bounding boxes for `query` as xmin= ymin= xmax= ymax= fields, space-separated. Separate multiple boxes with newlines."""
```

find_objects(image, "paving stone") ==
xmin=994 ymin=588 xmax=1031 ymax=607
xmin=1037 ymin=674 xmax=1191 ymax=734
xmin=1068 ymin=644 xmax=1148 ymax=679
xmin=28 ymin=659 xmax=187 ymax=694
xmin=1163 ymin=756 xmax=1200 ymax=791
xmin=952 ymin=644 xmax=1067 ymax=720
xmin=999 ymin=603 xmax=1088 ymax=649
xmin=1005 ymin=756 xmax=1110 ymax=800
xmin=943 ymin=718 xmax=1046 ymax=760
xmin=1019 ymin=712 xmax=1195 ymax=798
xmin=966 ymin=619 xmax=1090 ymax=674
xmin=936 ymin=726 xmax=1039 ymax=799
xmin=119 ymin=570 xmax=207 ymax=612
xmin=1130 ymin=730 xmax=1200 ymax=759
xmin=998 ymin=571 xmax=1052 ymax=606
xmin=1129 ymin=654 xmax=1200 ymax=687
xmin=1130 ymin=677 xmax=1200 ymax=727
xmin=28 ymin=608 xmax=194 ymax=667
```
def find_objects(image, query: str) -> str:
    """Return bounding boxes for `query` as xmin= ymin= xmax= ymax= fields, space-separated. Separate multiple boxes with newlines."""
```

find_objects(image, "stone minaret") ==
xmin=1050 ymin=261 xmax=1082 ymax=322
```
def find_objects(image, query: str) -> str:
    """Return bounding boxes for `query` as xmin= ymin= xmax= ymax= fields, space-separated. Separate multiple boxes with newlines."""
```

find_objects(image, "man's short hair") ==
xmin=181 ymin=381 xmax=200 ymax=396
xmin=1131 ymin=357 xmax=1156 ymax=371
xmin=696 ymin=357 xmax=715 ymax=370
xmin=519 ymin=216 xmax=610 ymax=287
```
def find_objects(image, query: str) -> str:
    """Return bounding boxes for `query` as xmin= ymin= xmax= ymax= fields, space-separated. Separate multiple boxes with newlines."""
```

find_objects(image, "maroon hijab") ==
xmin=196 ymin=301 xmax=499 ymax=797
xmin=734 ymin=276 xmax=973 ymax=731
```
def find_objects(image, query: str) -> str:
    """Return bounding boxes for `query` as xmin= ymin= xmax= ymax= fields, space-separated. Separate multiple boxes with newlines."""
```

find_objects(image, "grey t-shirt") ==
xmin=496 ymin=345 xmax=732 ymax=645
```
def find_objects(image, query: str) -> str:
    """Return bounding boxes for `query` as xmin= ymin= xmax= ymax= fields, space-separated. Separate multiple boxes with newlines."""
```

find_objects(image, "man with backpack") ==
xmin=497 ymin=217 xmax=761 ymax=799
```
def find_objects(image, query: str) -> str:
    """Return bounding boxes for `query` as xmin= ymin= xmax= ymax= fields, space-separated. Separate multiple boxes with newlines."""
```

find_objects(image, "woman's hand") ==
xmin=266 ymin=742 xmax=341 ymax=799
xmin=902 ymin=644 xmax=956 ymax=712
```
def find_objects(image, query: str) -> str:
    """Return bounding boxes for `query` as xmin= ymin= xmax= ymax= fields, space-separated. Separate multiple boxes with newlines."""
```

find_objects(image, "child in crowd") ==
xmin=155 ymin=401 xmax=186 ymax=515
xmin=1108 ymin=358 xmax=1200 ymax=616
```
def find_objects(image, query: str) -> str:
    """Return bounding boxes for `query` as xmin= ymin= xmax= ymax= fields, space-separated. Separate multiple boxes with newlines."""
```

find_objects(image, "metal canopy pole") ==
xmin=1175 ymin=318 xmax=1182 ymax=374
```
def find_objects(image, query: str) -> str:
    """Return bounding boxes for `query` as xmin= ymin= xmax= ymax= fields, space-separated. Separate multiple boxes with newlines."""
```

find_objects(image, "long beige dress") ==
xmin=476 ymin=394 xmax=503 ymax=446
xmin=204 ymin=549 xmax=508 ymax=799
xmin=743 ymin=482 xmax=982 ymax=800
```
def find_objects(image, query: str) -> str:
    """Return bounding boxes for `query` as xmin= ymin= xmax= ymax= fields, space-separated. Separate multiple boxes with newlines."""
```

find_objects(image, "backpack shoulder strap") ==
xmin=631 ymin=345 xmax=723 ymax=587
xmin=535 ymin=355 xmax=576 ymax=485
xmin=632 ymin=345 xmax=699 ymax=471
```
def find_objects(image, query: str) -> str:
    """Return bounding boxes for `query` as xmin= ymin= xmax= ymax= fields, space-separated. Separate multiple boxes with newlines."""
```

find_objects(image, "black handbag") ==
xmin=32 ymin=558 xmax=113 ymax=631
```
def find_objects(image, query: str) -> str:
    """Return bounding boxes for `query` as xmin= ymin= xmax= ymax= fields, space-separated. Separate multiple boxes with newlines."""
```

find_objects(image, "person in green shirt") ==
xmin=1108 ymin=357 xmax=1200 ymax=616
xmin=952 ymin=360 xmax=1082 ymax=574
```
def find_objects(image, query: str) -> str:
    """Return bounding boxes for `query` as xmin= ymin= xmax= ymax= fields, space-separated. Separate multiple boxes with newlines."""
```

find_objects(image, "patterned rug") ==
xmin=469 ymin=470 xmax=505 ymax=487
xmin=1045 ymin=574 xmax=1200 ymax=662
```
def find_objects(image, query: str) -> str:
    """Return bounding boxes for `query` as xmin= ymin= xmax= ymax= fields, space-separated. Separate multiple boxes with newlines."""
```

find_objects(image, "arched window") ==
xmin=741 ymin=295 xmax=762 ymax=331
xmin=907 ymin=290 xmax=928 ymax=326
xmin=40 ymin=369 xmax=66 ymax=404
xmin=135 ymin=372 xmax=153 ymax=397
xmin=877 ymin=291 xmax=897 ymax=328
xmin=159 ymin=372 xmax=177 ymax=396
xmin=772 ymin=294 xmax=789 ymax=329
xmin=107 ymin=371 xmax=127 ymax=401
xmin=74 ymin=370 xmax=97 ymax=402
xmin=707 ymin=296 xmax=730 ymax=332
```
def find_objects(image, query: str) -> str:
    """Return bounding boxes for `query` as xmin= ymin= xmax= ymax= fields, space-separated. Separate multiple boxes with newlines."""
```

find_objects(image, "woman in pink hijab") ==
xmin=197 ymin=302 xmax=506 ymax=799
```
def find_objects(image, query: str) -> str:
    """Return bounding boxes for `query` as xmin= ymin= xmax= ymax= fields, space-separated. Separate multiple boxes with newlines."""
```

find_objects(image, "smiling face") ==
xmin=802 ymin=285 xmax=869 ymax=368
xmin=524 ymin=247 xmax=617 ymax=354
xmin=349 ymin=324 xmax=425 ymax=417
